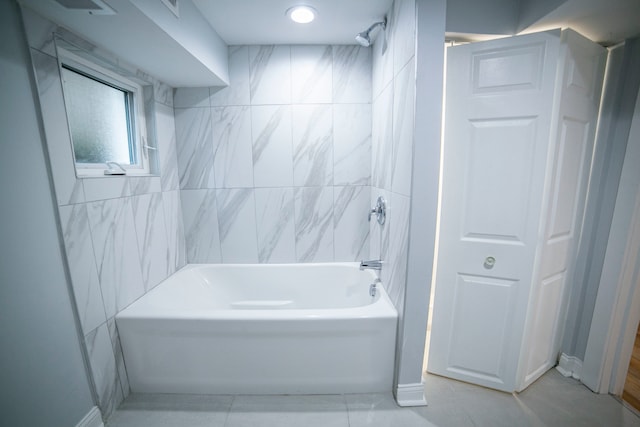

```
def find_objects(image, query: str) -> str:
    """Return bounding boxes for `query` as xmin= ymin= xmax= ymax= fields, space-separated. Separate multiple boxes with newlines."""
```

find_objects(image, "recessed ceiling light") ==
xmin=287 ymin=5 xmax=316 ymax=24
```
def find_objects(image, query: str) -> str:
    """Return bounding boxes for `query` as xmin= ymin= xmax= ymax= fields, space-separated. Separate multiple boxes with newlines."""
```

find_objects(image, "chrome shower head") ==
xmin=355 ymin=18 xmax=387 ymax=47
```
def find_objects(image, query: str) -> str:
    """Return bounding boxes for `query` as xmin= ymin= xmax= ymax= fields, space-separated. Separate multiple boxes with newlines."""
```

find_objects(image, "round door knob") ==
xmin=484 ymin=256 xmax=496 ymax=269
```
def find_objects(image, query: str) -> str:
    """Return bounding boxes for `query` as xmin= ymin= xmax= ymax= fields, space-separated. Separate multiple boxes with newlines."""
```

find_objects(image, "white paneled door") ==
xmin=428 ymin=30 xmax=605 ymax=392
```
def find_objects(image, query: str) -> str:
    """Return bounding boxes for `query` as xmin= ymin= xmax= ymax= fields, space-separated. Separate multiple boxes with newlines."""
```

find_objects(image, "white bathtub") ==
xmin=116 ymin=263 xmax=398 ymax=395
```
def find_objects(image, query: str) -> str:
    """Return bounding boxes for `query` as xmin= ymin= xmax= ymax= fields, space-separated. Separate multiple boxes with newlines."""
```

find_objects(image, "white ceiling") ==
xmin=192 ymin=0 xmax=393 ymax=45
xmin=193 ymin=0 xmax=640 ymax=46
xmin=522 ymin=0 xmax=640 ymax=46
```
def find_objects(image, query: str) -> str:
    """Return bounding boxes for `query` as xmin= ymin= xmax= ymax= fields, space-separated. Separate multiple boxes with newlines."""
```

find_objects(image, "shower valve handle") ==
xmin=368 ymin=196 xmax=386 ymax=225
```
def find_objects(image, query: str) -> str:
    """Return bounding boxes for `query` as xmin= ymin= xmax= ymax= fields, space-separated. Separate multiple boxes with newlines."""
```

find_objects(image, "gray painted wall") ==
xmin=561 ymin=37 xmax=640 ymax=361
xmin=446 ymin=0 xmax=519 ymax=35
xmin=397 ymin=0 xmax=446 ymax=387
xmin=0 ymin=1 xmax=95 ymax=426
xmin=517 ymin=0 xmax=568 ymax=32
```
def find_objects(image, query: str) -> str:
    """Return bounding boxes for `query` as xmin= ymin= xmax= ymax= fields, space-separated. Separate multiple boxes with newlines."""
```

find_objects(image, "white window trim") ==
xmin=57 ymin=47 xmax=151 ymax=177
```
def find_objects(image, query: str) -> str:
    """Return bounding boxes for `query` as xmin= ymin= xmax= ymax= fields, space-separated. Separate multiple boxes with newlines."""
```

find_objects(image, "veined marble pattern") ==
xmin=382 ymin=192 xmax=410 ymax=310
xmin=216 ymin=189 xmax=258 ymax=263
xmin=392 ymin=58 xmax=416 ymax=197
xmin=372 ymin=85 xmax=394 ymax=190
xmin=212 ymin=106 xmax=254 ymax=188
xmin=86 ymin=198 xmax=145 ymax=318
xmin=58 ymin=204 xmax=106 ymax=335
xmin=372 ymin=8 xmax=395 ymax=101
xmin=369 ymin=188 xmax=391 ymax=262
xmin=153 ymin=80 xmax=174 ymax=107
xmin=254 ymin=188 xmax=296 ymax=263
xmin=162 ymin=190 xmax=187 ymax=272
xmin=128 ymin=177 xmax=161 ymax=196
xmin=83 ymin=177 xmax=130 ymax=202
xmin=334 ymin=186 xmax=370 ymax=261
xmin=155 ymin=102 xmax=180 ymax=192
xmin=85 ymin=322 xmax=123 ymax=420
xmin=211 ymin=46 xmax=251 ymax=107
xmin=180 ymin=189 xmax=221 ymax=263
xmin=294 ymin=187 xmax=334 ymax=262
xmin=333 ymin=45 xmax=372 ymax=104
xmin=251 ymin=105 xmax=294 ymax=188
xmin=334 ymin=104 xmax=371 ymax=186
xmin=174 ymin=107 xmax=215 ymax=189
xmin=291 ymin=45 xmax=333 ymax=104
xmin=131 ymin=193 xmax=170 ymax=291
xmin=249 ymin=45 xmax=292 ymax=105
xmin=292 ymin=104 xmax=333 ymax=187
xmin=31 ymin=48 xmax=85 ymax=205
xmin=107 ymin=318 xmax=130 ymax=399
xmin=393 ymin=0 xmax=417 ymax=76
xmin=173 ymin=87 xmax=210 ymax=109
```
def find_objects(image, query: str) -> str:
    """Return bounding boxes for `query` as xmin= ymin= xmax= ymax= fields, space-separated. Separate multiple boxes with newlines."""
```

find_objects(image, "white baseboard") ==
xmin=75 ymin=406 xmax=103 ymax=427
xmin=395 ymin=382 xmax=427 ymax=407
xmin=556 ymin=353 xmax=583 ymax=380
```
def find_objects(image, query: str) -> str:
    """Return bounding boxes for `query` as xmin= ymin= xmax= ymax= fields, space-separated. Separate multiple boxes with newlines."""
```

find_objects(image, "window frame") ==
xmin=57 ymin=47 xmax=150 ymax=177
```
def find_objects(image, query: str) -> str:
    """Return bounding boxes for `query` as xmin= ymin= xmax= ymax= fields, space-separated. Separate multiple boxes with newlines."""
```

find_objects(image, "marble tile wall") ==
xmin=21 ymin=0 xmax=415 ymax=420
xmin=370 ymin=0 xmax=417 ymax=315
xmin=175 ymin=44 xmax=373 ymax=264
xmin=22 ymin=7 xmax=186 ymax=421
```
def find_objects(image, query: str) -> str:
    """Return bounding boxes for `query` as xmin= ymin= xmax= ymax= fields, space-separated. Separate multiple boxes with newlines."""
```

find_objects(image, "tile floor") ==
xmin=106 ymin=369 xmax=640 ymax=427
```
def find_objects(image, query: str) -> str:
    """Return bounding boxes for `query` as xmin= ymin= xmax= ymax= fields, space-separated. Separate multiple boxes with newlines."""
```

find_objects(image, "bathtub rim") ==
xmin=116 ymin=262 xmax=398 ymax=321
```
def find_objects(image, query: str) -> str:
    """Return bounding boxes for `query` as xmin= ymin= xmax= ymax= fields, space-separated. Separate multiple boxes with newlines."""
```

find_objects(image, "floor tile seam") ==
xmin=220 ymin=394 xmax=237 ymax=427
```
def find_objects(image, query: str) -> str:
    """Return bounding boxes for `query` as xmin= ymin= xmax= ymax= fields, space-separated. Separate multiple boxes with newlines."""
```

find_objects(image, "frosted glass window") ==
xmin=61 ymin=66 xmax=135 ymax=165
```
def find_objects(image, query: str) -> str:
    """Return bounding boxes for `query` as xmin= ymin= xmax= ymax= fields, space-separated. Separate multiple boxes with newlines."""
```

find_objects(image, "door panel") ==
xmin=447 ymin=274 xmax=519 ymax=386
xmin=428 ymin=31 xmax=562 ymax=392
xmin=463 ymin=117 xmax=537 ymax=243
xmin=522 ymin=30 xmax=606 ymax=388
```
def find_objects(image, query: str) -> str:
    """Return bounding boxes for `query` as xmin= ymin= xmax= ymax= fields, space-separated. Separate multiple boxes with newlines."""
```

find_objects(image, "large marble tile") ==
xmin=216 ymin=189 xmax=258 ymax=263
xmin=334 ymin=186 xmax=370 ymax=262
xmin=85 ymin=323 xmax=123 ymax=420
xmin=210 ymin=46 xmax=251 ymax=107
xmin=249 ymin=45 xmax=292 ymax=105
xmin=152 ymin=80 xmax=174 ymax=108
xmin=291 ymin=45 xmax=333 ymax=104
xmin=254 ymin=188 xmax=296 ymax=263
xmin=334 ymin=104 xmax=371 ymax=186
xmin=251 ymin=105 xmax=294 ymax=187
xmin=162 ymin=190 xmax=187 ymax=272
xmin=333 ymin=45 xmax=372 ymax=104
xmin=382 ymin=192 xmax=411 ymax=311
xmin=392 ymin=58 xmax=416 ymax=197
xmin=393 ymin=0 xmax=417 ymax=76
xmin=174 ymin=107 xmax=215 ymax=189
xmin=292 ymin=104 xmax=333 ymax=187
xmin=372 ymin=84 xmax=394 ymax=191
xmin=58 ymin=204 xmax=106 ymax=335
xmin=154 ymin=102 xmax=180 ymax=191
xmin=128 ymin=177 xmax=161 ymax=196
xmin=369 ymin=188 xmax=391 ymax=261
xmin=86 ymin=197 xmax=145 ymax=318
xmin=180 ymin=189 xmax=221 ymax=263
xmin=294 ymin=187 xmax=334 ymax=262
xmin=173 ymin=87 xmax=210 ymax=108
xmin=31 ymin=48 xmax=85 ymax=205
xmin=107 ymin=318 xmax=130 ymax=400
xmin=226 ymin=395 xmax=349 ymax=427
xmin=83 ymin=177 xmax=131 ymax=202
xmin=131 ymin=193 xmax=170 ymax=291
xmin=212 ymin=106 xmax=254 ymax=188
xmin=372 ymin=7 xmax=395 ymax=101
xmin=106 ymin=394 xmax=233 ymax=427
